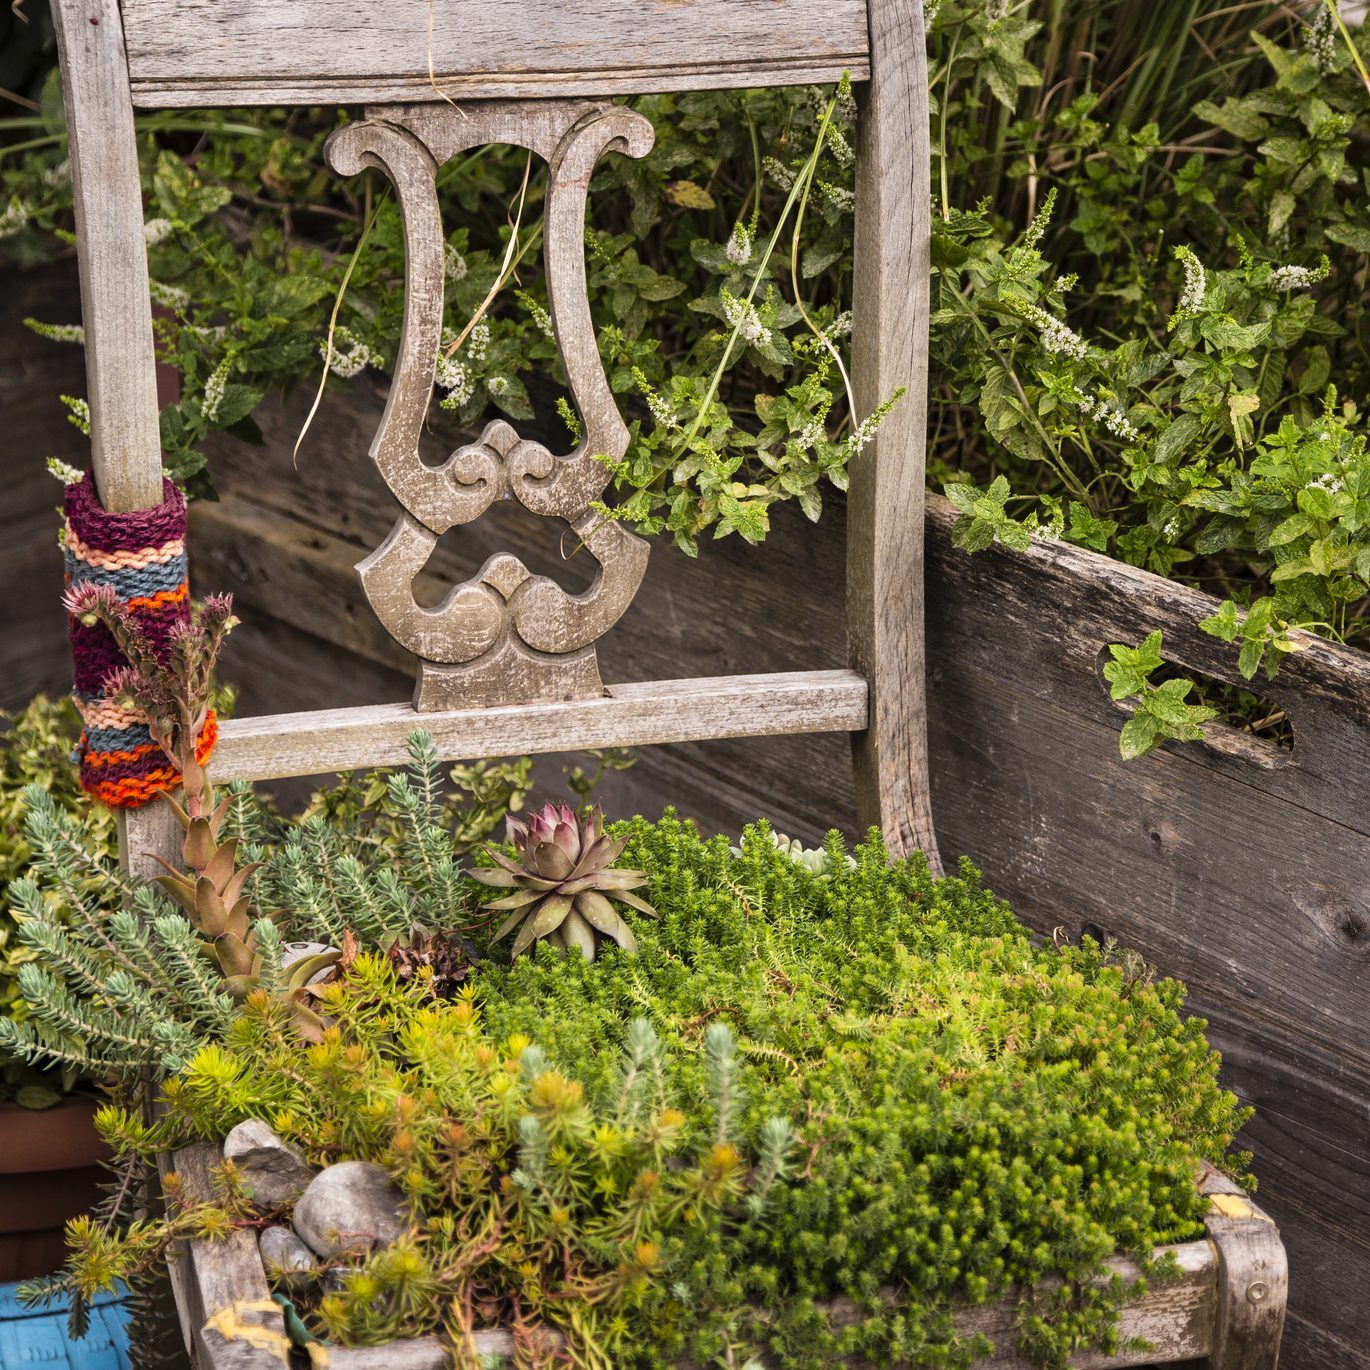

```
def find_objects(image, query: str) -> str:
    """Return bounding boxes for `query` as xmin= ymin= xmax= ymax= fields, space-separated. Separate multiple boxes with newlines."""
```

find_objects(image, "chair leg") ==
xmin=1200 ymin=1165 xmax=1287 ymax=1369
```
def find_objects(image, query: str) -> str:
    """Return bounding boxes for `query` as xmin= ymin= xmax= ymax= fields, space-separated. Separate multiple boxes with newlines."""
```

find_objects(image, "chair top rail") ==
xmin=118 ymin=0 xmax=871 ymax=108
xmin=210 ymin=670 xmax=868 ymax=783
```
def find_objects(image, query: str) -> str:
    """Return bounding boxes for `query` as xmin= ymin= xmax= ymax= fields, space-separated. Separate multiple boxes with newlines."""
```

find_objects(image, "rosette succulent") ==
xmin=470 ymin=803 xmax=655 ymax=960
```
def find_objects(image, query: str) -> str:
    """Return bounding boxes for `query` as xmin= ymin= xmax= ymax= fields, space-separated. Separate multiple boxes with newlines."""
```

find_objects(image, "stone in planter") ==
xmin=258 ymin=1224 xmax=319 ymax=1293
xmin=222 ymin=1119 xmax=316 ymax=1210
xmin=292 ymin=1161 xmax=407 ymax=1259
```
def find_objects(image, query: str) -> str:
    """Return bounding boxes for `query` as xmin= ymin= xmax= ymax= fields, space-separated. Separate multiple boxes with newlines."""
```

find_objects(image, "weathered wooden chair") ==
xmin=51 ymin=1 xmax=1286 ymax=1365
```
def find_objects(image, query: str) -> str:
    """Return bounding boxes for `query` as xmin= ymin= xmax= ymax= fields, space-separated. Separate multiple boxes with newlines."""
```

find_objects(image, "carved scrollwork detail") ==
xmin=325 ymin=101 xmax=654 ymax=709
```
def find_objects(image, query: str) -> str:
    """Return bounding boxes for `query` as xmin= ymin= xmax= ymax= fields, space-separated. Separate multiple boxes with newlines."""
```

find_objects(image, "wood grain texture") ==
xmin=210 ymin=671 xmax=867 ymax=783
xmin=168 ymin=1141 xmax=291 ymax=1368
xmin=920 ymin=497 xmax=1369 ymax=1370
xmin=326 ymin=104 xmax=652 ymax=709
xmin=50 ymin=0 xmax=163 ymax=513
xmin=847 ymin=0 xmax=940 ymax=871
xmin=118 ymin=797 xmax=182 ymax=882
xmin=117 ymin=0 xmax=870 ymax=107
xmin=1199 ymin=1167 xmax=1287 ymax=1370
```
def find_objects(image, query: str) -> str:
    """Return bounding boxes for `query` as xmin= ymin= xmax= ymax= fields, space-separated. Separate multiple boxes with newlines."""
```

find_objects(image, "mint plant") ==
xmin=1102 ymin=632 xmax=1218 ymax=760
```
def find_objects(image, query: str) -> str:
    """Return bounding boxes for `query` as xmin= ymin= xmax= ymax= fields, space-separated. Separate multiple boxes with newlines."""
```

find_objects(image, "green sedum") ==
xmin=472 ymin=815 xmax=1251 ymax=1368
xmin=12 ymin=728 xmax=1252 ymax=1367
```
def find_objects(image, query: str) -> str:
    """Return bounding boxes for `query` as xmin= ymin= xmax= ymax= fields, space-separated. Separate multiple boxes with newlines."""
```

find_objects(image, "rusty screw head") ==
xmin=1247 ymin=1281 xmax=1268 ymax=1304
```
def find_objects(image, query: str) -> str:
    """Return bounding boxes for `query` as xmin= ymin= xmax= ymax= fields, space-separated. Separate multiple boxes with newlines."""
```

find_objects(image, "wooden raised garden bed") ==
xmin=166 ymin=1141 xmax=1285 ymax=1370
xmin=185 ymin=395 xmax=1369 ymax=1368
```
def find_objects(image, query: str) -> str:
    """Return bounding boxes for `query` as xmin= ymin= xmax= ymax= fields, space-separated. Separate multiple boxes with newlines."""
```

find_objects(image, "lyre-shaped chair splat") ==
xmin=326 ymin=101 xmax=654 ymax=710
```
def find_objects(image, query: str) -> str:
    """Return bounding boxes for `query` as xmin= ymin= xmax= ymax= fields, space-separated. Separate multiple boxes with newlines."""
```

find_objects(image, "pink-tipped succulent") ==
xmin=469 ymin=803 xmax=655 ymax=960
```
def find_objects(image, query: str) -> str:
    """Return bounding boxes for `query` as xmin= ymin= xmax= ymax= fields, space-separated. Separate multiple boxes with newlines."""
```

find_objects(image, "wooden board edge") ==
xmin=210 ymin=670 xmax=870 ymax=782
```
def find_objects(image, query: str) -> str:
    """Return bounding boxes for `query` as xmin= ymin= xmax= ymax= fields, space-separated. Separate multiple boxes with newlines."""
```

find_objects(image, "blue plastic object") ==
xmin=0 ymin=1283 xmax=130 ymax=1370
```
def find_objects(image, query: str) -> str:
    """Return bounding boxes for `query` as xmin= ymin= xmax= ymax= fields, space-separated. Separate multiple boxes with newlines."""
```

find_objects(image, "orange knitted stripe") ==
xmin=83 ymin=740 xmax=162 ymax=769
xmin=125 ymin=582 xmax=189 ymax=612
xmin=87 ymin=767 xmax=183 ymax=806
xmin=81 ymin=711 xmax=218 ymax=779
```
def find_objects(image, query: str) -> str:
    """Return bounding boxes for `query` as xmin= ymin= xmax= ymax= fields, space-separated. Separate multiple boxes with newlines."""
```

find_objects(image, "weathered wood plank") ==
xmin=847 ymin=0 xmax=939 ymax=871
xmin=166 ymin=1141 xmax=291 ymax=1368
xmin=118 ymin=0 xmax=870 ymax=108
xmin=211 ymin=670 xmax=867 ymax=783
xmin=1198 ymin=1168 xmax=1286 ymax=1369
xmin=50 ymin=1 xmax=163 ymax=512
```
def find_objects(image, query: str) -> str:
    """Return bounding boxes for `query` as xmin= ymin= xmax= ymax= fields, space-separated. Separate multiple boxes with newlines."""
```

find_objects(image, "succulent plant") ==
xmin=469 ymin=803 xmax=654 ymax=960
xmin=730 ymin=829 xmax=858 ymax=877
xmin=153 ymin=791 xmax=338 ymax=1036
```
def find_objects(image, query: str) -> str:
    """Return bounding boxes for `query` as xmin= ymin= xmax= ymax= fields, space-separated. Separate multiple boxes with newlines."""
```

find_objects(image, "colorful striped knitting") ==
xmin=63 ymin=471 xmax=217 ymax=807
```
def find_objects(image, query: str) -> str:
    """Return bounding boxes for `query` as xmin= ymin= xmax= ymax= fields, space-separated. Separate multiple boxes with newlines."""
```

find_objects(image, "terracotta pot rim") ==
xmin=0 ymin=1094 xmax=109 ymax=1175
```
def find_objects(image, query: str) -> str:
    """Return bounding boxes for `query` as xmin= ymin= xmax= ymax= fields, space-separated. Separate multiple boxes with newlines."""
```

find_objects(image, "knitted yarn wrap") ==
xmin=63 ymin=472 xmax=216 ymax=807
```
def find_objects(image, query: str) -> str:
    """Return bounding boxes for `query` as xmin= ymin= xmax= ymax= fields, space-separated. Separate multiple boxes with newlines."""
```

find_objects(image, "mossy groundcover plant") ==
xmin=78 ymin=814 xmax=1250 ymax=1370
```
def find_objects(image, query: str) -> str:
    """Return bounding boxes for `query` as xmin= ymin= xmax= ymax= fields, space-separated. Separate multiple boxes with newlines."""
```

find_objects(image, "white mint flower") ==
xmin=645 ymin=387 xmax=678 ymax=431
xmin=444 ymin=242 xmax=468 ymax=281
xmin=1306 ymin=6 xmax=1336 ymax=73
xmin=27 ymin=319 xmax=84 ymax=344
xmin=201 ymin=358 xmax=231 ymax=422
xmin=1173 ymin=246 xmax=1207 ymax=318
xmin=725 ymin=222 xmax=752 ymax=267
xmin=467 ymin=319 xmax=491 ymax=363
xmin=1271 ymin=261 xmax=1330 ymax=292
xmin=847 ymin=410 xmax=884 ymax=456
xmin=143 ymin=217 xmax=174 ymax=246
xmin=43 ymin=159 xmax=70 ymax=189
xmin=763 ymin=156 xmax=796 ymax=192
xmin=521 ymin=295 xmax=554 ymax=341
xmin=0 ymin=198 xmax=31 ymax=239
xmin=721 ymin=289 xmax=771 ymax=348
xmin=825 ymin=125 xmax=855 ymax=169
xmin=435 ymin=352 xmax=467 ymax=391
xmin=63 ymin=395 xmax=90 ymax=435
xmin=46 ymin=457 xmax=84 ymax=485
xmin=321 ymin=327 xmax=371 ymax=378
xmin=149 ymin=280 xmax=189 ymax=310
xmin=820 ymin=180 xmax=855 ymax=212
xmin=1023 ymin=302 xmax=1088 ymax=360
xmin=824 ymin=310 xmax=854 ymax=340
xmin=1076 ymin=388 xmax=1141 ymax=442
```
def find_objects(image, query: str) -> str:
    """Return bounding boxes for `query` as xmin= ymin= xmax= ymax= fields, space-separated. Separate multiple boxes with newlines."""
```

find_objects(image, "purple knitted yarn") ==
xmin=62 ymin=472 xmax=203 ymax=807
